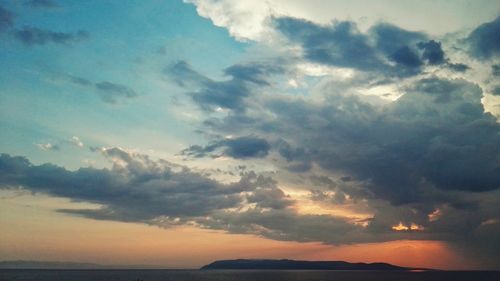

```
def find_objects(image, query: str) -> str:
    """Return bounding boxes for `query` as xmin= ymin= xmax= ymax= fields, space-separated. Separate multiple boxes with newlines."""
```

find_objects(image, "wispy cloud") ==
xmin=13 ymin=27 xmax=89 ymax=46
xmin=67 ymin=75 xmax=137 ymax=104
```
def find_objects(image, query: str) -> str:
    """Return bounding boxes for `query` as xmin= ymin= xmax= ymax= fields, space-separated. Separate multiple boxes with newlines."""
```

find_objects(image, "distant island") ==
xmin=201 ymin=259 xmax=425 ymax=271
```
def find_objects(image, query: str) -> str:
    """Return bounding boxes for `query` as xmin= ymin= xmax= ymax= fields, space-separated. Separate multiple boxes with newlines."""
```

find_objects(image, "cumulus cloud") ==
xmin=0 ymin=150 xmax=368 ymax=244
xmin=179 ymin=71 xmax=500 ymax=261
xmin=417 ymin=40 xmax=445 ymax=65
xmin=467 ymin=16 xmax=500 ymax=59
xmin=205 ymin=76 xmax=500 ymax=201
xmin=187 ymin=0 xmax=500 ymax=41
xmin=0 ymin=150 xmax=245 ymax=221
xmin=12 ymin=27 xmax=89 ymax=46
xmin=274 ymin=17 xmax=386 ymax=71
xmin=273 ymin=17 xmax=470 ymax=77
xmin=69 ymin=136 xmax=84 ymax=147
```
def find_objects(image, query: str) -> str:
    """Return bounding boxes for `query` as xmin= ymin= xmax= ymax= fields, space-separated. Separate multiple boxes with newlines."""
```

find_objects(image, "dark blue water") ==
xmin=1 ymin=269 xmax=499 ymax=281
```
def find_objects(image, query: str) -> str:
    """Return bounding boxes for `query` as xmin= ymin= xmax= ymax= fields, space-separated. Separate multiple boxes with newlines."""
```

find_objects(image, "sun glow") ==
xmin=392 ymin=222 xmax=424 ymax=232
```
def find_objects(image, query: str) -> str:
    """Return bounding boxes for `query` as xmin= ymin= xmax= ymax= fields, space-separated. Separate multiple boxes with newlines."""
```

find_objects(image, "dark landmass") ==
xmin=201 ymin=259 xmax=426 ymax=271
xmin=0 ymin=260 xmax=163 ymax=269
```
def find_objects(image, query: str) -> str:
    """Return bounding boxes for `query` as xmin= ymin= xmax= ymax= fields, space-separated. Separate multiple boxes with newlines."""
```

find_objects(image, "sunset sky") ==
xmin=1 ymin=0 xmax=500 ymax=270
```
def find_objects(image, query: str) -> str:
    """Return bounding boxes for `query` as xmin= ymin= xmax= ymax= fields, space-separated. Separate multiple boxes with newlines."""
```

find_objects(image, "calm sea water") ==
xmin=1 ymin=269 xmax=499 ymax=281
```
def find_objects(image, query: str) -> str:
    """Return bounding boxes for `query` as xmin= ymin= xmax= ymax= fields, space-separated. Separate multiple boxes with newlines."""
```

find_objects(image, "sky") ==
xmin=0 ymin=0 xmax=500 ymax=270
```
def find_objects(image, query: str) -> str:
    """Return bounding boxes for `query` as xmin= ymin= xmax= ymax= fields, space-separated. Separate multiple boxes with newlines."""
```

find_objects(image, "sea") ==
xmin=1 ymin=269 xmax=500 ymax=281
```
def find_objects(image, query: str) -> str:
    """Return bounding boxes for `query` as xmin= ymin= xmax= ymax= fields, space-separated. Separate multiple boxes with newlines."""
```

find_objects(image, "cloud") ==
xmin=0 ymin=150 xmax=376 ymax=246
xmin=25 ymin=0 xmax=60 ymax=9
xmin=12 ymin=27 xmax=89 ymax=46
xmin=187 ymin=0 xmax=500 ymax=42
xmin=0 ymin=5 xmax=14 ymax=33
xmin=35 ymin=142 xmax=60 ymax=151
xmin=207 ymin=76 xmax=500 ymax=203
xmin=95 ymin=82 xmax=137 ymax=103
xmin=274 ymin=17 xmax=385 ymax=71
xmin=182 ymin=136 xmax=270 ymax=159
xmin=0 ymin=150 xmax=245 ymax=221
xmin=69 ymin=136 xmax=84 ymax=147
xmin=370 ymin=22 xmax=426 ymax=71
xmin=370 ymin=22 xmax=426 ymax=55
xmin=67 ymin=75 xmax=137 ymax=104
xmin=273 ymin=17 xmax=461 ymax=77
xmin=68 ymin=75 xmax=92 ymax=86
xmin=447 ymin=62 xmax=470 ymax=73
xmin=492 ymin=85 xmax=500 ymax=96
xmin=165 ymin=60 xmax=283 ymax=111
xmin=492 ymin=64 xmax=500 ymax=76
xmin=417 ymin=40 xmax=445 ymax=65
xmin=0 ymin=150 xmax=361 ymax=244
xmin=389 ymin=45 xmax=422 ymax=68
xmin=2 ymin=145 xmax=499 ymax=266
xmin=467 ymin=16 xmax=500 ymax=59
xmin=172 ymin=65 xmax=500 ymax=267
xmin=35 ymin=136 xmax=84 ymax=151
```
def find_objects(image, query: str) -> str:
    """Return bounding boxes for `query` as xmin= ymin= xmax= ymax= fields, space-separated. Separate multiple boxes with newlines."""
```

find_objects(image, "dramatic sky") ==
xmin=1 ymin=0 xmax=500 ymax=270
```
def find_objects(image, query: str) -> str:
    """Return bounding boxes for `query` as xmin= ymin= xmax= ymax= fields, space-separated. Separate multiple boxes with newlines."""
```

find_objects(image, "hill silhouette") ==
xmin=201 ymin=259 xmax=424 ymax=271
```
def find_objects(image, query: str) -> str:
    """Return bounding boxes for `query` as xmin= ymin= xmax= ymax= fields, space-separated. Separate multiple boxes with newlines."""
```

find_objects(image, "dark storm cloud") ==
xmin=417 ymin=40 xmax=445 ymax=65
xmin=467 ymin=16 xmax=500 ymax=59
xmin=165 ymin=60 xmax=283 ymax=111
xmin=370 ymin=22 xmax=426 ymax=56
xmin=447 ymin=62 xmax=470 ymax=72
xmin=492 ymin=64 xmax=500 ymax=76
xmin=492 ymin=85 xmax=500 ymax=96
xmin=371 ymin=23 xmax=426 ymax=71
xmin=67 ymin=75 xmax=137 ymax=103
xmin=202 ymin=209 xmax=369 ymax=244
xmin=274 ymin=17 xmax=385 ymax=71
xmin=205 ymin=77 xmax=500 ymax=204
xmin=25 ymin=0 xmax=60 ymax=9
xmin=0 ymin=5 xmax=14 ymax=33
xmin=389 ymin=45 xmax=422 ymax=68
xmin=13 ymin=27 xmax=89 ymax=46
xmin=182 ymin=136 xmax=270 ymax=159
xmin=273 ymin=17 xmax=433 ymax=74
xmin=274 ymin=17 xmax=471 ymax=76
